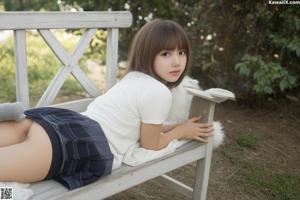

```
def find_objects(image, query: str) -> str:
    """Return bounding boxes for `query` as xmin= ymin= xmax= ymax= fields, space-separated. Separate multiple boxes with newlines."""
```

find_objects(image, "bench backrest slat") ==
xmin=0 ymin=11 xmax=132 ymax=110
xmin=0 ymin=11 xmax=132 ymax=30
xmin=106 ymin=28 xmax=119 ymax=90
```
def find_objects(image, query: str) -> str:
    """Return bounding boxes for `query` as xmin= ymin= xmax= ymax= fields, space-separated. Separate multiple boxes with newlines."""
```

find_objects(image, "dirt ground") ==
xmin=106 ymin=99 xmax=300 ymax=200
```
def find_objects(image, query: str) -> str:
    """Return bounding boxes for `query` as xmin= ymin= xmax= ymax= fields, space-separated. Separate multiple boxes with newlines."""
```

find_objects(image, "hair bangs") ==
xmin=164 ymin=32 xmax=188 ymax=52
xmin=156 ymin=22 xmax=189 ymax=54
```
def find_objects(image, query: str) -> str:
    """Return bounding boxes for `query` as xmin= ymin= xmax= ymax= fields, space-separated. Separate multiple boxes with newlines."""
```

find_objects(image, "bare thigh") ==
xmin=0 ymin=119 xmax=32 ymax=147
xmin=0 ymin=122 xmax=52 ymax=182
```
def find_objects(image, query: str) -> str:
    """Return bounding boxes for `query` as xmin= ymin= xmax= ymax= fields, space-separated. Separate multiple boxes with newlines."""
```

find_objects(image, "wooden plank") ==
xmin=51 ymin=98 xmax=94 ymax=112
xmin=14 ymin=30 xmax=29 ymax=108
xmin=31 ymin=181 xmax=68 ymax=200
xmin=71 ymin=64 xmax=100 ymax=97
xmin=30 ymin=141 xmax=206 ymax=200
xmin=106 ymin=28 xmax=119 ymax=90
xmin=40 ymin=29 xmax=100 ymax=97
xmin=38 ymin=29 xmax=70 ymax=65
xmin=193 ymin=147 xmax=212 ymax=200
xmin=160 ymin=175 xmax=193 ymax=198
xmin=191 ymin=98 xmax=215 ymax=200
xmin=0 ymin=11 xmax=132 ymax=30
xmin=36 ymin=66 xmax=71 ymax=107
xmin=71 ymin=28 xmax=97 ymax=63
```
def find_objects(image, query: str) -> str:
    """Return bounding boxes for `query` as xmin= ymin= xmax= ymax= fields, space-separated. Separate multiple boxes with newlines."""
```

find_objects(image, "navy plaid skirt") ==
xmin=24 ymin=107 xmax=113 ymax=190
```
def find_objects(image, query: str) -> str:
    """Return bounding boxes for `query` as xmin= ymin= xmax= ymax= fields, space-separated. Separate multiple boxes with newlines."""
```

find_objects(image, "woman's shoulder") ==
xmin=124 ymin=71 xmax=170 ymax=91
xmin=133 ymin=72 xmax=172 ymax=99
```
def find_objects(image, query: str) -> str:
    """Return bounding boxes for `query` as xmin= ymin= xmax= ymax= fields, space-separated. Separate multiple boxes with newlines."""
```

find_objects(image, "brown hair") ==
xmin=127 ymin=19 xmax=191 ymax=88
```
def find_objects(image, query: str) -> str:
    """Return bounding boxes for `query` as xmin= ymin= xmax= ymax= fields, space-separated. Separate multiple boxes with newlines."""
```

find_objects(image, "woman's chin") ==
xmin=167 ymin=76 xmax=180 ymax=83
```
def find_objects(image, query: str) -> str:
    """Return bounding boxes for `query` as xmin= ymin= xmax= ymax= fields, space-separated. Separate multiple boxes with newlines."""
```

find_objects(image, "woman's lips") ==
xmin=169 ymin=70 xmax=181 ymax=76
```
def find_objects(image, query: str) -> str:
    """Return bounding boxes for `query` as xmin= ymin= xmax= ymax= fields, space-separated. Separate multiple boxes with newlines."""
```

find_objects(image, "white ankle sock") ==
xmin=0 ymin=102 xmax=26 ymax=121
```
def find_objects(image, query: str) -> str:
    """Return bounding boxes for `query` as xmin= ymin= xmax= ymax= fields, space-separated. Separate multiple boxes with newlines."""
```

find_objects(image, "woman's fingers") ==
xmin=198 ymin=123 xmax=213 ymax=128
xmin=197 ymin=127 xmax=214 ymax=133
xmin=190 ymin=116 xmax=202 ymax=122
xmin=194 ymin=136 xmax=208 ymax=143
xmin=202 ymin=132 xmax=214 ymax=137
xmin=193 ymin=131 xmax=214 ymax=143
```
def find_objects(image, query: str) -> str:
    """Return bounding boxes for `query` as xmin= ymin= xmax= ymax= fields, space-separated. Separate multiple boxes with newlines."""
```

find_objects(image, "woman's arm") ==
xmin=161 ymin=123 xmax=182 ymax=133
xmin=140 ymin=116 xmax=214 ymax=150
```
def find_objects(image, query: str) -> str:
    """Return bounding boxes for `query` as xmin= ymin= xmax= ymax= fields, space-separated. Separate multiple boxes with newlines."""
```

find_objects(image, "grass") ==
xmin=235 ymin=132 xmax=260 ymax=150
xmin=221 ymin=131 xmax=300 ymax=200
xmin=235 ymin=161 xmax=300 ymax=200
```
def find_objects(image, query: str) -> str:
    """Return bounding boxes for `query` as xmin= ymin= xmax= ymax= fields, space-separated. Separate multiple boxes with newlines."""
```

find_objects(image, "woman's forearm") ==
xmin=140 ymin=123 xmax=183 ymax=150
xmin=161 ymin=123 xmax=182 ymax=132
xmin=157 ymin=125 xmax=184 ymax=149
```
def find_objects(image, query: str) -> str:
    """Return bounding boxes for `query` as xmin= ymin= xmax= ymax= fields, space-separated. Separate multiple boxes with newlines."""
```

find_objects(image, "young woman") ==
xmin=0 ymin=19 xmax=214 ymax=189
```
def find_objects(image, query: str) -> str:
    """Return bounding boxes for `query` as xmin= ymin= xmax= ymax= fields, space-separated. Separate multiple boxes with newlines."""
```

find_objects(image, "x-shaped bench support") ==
xmin=37 ymin=29 xmax=100 ymax=107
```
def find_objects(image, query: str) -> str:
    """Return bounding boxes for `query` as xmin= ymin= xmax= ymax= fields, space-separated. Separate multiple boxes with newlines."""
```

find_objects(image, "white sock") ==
xmin=0 ymin=102 xmax=26 ymax=121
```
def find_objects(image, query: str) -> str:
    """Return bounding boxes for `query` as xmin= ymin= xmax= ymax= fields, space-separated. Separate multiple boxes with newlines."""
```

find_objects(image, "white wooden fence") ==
xmin=0 ymin=11 xmax=214 ymax=200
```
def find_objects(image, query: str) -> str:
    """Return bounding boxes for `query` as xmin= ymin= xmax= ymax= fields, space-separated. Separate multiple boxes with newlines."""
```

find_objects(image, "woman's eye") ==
xmin=161 ymin=52 xmax=170 ymax=56
xmin=179 ymin=51 xmax=186 ymax=55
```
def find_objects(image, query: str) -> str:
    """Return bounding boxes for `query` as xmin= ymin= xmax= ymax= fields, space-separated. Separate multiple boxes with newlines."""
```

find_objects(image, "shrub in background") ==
xmin=0 ymin=30 xmax=86 ymax=104
xmin=2 ymin=0 xmax=300 ymax=101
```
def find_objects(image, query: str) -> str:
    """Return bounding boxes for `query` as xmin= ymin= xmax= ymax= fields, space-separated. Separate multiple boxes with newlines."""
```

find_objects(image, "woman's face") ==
xmin=153 ymin=48 xmax=187 ymax=83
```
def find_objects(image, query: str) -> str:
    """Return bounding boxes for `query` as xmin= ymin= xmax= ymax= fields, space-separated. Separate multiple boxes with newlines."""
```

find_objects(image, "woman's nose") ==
xmin=173 ymin=54 xmax=180 ymax=67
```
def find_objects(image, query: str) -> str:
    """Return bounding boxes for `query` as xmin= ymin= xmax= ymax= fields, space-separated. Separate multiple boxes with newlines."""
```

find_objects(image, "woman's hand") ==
xmin=175 ymin=116 xmax=214 ymax=143
xmin=140 ymin=116 xmax=214 ymax=150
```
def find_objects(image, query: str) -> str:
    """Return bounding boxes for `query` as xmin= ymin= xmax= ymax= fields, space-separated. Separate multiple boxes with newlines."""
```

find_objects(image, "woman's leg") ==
xmin=0 ymin=119 xmax=32 ymax=147
xmin=0 ymin=122 xmax=52 ymax=182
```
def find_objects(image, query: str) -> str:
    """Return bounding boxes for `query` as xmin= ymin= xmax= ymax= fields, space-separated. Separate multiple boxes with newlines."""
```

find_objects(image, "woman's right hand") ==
xmin=176 ymin=116 xmax=214 ymax=143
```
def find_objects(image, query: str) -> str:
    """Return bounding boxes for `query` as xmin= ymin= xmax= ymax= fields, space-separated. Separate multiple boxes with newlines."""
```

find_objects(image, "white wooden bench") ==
xmin=0 ymin=11 xmax=216 ymax=200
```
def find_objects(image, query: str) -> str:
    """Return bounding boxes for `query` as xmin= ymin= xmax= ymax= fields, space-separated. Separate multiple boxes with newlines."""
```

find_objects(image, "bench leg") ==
xmin=192 ymin=142 xmax=213 ymax=200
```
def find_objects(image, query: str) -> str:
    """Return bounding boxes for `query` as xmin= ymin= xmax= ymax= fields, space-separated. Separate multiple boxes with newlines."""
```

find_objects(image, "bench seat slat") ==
xmin=30 ymin=141 xmax=205 ymax=200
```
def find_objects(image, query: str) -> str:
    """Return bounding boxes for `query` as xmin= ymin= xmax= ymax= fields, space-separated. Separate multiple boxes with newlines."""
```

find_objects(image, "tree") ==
xmin=4 ymin=0 xmax=300 ymax=99
xmin=3 ymin=0 xmax=58 ymax=11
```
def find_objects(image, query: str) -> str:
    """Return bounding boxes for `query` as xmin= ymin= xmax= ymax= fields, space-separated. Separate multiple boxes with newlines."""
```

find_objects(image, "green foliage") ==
xmin=3 ymin=0 xmax=300 ymax=99
xmin=3 ymin=0 xmax=58 ymax=11
xmin=235 ymin=55 xmax=297 ymax=95
xmin=0 ymin=38 xmax=16 ymax=102
xmin=189 ymin=1 xmax=300 ymax=97
xmin=85 ymin=30 xmax=107 ymax=64
xmin=63 ymin=0 xmax=300 ymax=98
xmin=0 ymin=31 xmax=85 ymax=103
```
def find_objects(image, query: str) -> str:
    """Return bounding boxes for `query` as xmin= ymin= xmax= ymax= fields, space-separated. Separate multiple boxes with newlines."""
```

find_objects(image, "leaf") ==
xmin=279 ymin=79 xmax=289 ymax=91
xmin=235 ymin=63 xmax=251 ymax=76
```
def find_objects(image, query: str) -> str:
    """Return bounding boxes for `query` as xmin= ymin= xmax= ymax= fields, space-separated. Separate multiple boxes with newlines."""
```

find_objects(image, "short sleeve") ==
xmin=137 ymin=84 xmax=172 ymax=124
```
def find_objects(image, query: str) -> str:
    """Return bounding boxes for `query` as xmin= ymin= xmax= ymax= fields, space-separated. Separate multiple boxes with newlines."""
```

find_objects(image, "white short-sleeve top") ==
xmin=82 ymin=71 xmax=172 ymax=169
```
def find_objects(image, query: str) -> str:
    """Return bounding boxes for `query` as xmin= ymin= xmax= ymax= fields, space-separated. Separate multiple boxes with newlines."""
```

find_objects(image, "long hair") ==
xmin=127 ymin=19 xmax=191 ymax=88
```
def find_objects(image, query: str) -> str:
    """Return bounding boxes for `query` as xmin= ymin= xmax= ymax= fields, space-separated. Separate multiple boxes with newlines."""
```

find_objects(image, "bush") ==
xmin=61 ymin=0 xmax=300 ymax=99
xmin=0 ymin=30 xmax=86 ymax=104
xmin=235 ymin=55 xmax=297 ymax=96
xmin=3 ymin=0 xmax=300 ymax=100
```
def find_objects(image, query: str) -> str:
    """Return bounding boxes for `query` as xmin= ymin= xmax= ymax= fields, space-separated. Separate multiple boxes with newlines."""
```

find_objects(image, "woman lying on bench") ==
xmin=0 ymin=19 xmax=214 ymax=190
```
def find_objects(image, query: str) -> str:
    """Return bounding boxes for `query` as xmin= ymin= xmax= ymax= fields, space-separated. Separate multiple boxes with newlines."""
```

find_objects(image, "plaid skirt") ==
xmin=24 ymin=107 xmax=113 ymax=190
